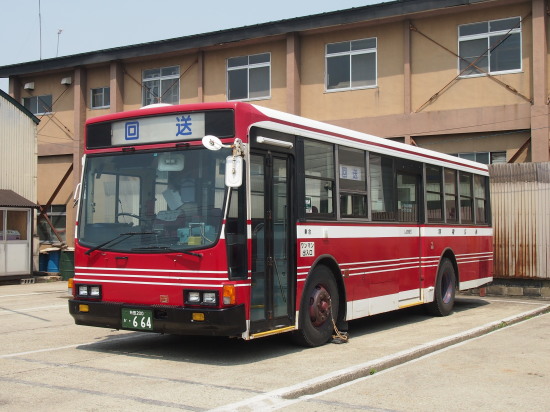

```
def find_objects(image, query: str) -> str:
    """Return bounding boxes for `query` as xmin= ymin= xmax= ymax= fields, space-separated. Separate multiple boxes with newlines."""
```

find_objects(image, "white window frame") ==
xmin=142 ymin=66 xmax=180 ymax=106
xmin=90 ymin=87 xmax=110 ymax=109
xmin=22 ymin=94 xmax=52 ymax=115
xmin=325 ymin=38 xmax=377 ymax=92
xmin=37 ymin=204 xmax=67 ymax=244
xmin=458 ymin=17 xmax=522 ymax=78
xmin=226 ymin=52 xmax=271 ymax=102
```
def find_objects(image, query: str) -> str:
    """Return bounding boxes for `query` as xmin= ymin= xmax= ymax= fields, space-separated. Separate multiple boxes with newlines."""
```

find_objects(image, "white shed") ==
xmin=0 ymin=89 xmax=38 ymax=279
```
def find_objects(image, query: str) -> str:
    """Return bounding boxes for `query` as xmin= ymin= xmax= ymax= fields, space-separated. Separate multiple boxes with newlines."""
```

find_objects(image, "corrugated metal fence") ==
xmin=490 ymin=162 xmax=550 ymax=279
xmin=0 ymin=94 xmax=37 ymax=202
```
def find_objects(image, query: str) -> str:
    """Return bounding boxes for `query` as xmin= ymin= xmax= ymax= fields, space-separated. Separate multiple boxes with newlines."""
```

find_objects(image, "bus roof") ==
xmin=249 ymin=104 xmax=488 ymax=175
xmin=85 ymin=102 xmax=489 ymax=175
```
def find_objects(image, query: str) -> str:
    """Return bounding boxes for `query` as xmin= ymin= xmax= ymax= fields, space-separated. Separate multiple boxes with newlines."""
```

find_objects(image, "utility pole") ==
xmin=38 ymin=0 xmax=42 ymax=59
xmin=57 ymin=29 xmax=63 ymax=57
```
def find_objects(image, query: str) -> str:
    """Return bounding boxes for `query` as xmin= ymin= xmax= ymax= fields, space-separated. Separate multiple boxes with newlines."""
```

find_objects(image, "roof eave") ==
xmin=0 ymin=0 xmax=481 ymax=77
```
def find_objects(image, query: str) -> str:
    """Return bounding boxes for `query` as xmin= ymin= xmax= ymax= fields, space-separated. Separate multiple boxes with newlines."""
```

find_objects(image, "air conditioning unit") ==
xmin=61 ymin=77 xmax=72 ymax=85
xmin=23 ymin=82 xmax=34 ymax=90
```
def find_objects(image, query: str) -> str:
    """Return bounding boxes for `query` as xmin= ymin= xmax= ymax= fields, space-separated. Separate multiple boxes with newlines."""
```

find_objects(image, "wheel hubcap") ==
xmin=442 ymin=272 xmax=453 ymax=304
xmin=309 ymin=285 xmax=331 ymax=327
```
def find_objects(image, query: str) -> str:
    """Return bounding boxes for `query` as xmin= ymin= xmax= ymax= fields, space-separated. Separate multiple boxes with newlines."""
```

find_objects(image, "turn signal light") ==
xmin=192 ymin=312 xmax=205 ymax=322
xmin=79 ymin=304 xmax=89 ymax=312
xmin=222 ymin=284 xmax=236 ymax=305
xmin=67 ymin=278 xmax=74 ymax=296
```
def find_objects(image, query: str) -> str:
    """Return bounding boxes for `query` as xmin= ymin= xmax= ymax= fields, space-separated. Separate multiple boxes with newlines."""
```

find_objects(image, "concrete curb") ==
xmin=279 ymin=304 xmax=550 ymax=399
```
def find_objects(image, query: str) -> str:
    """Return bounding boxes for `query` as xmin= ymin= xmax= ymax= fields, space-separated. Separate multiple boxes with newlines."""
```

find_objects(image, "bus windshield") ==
xmin=78 ymin=147 xmax=228 ymax=253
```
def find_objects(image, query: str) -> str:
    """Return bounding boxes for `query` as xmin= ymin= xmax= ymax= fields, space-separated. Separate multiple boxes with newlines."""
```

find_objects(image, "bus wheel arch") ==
xmin=426 ymin=250 xmax=458 ymax=317
xmin=293 ymin=257 xmax=346 ymax=347
xmin=441 ymin=248 xmax=459 ymax=286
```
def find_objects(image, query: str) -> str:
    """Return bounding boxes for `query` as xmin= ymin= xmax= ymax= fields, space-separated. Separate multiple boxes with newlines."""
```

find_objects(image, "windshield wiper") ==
xmin=85 ymin=232 xmax=154 ymax=255
xmin=131 ymin=246 xmax=202 ymax=257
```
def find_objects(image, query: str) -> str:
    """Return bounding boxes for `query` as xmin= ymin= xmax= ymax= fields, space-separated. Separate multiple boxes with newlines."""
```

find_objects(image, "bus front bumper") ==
xmin=68 ymin=300 xmax=246 ymax=337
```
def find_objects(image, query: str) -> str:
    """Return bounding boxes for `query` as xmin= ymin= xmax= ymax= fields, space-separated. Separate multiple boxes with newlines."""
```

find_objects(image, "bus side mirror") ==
xmin=225 ymin=156 xmax=243 ymax=188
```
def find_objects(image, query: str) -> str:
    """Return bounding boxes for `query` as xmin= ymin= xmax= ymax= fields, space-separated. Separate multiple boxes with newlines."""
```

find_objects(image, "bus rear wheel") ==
xmin=293 ymin=265 xmax=339 ymax=347
xmin=426 ymin=258 xmax=456 ymax=316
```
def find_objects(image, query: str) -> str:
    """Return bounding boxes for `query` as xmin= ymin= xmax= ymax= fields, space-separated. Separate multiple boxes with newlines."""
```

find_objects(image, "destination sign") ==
xmin=112 ymin=113 xmax=205 ymax=146
xmin=86 ymin=110 xmax=235 ymax=149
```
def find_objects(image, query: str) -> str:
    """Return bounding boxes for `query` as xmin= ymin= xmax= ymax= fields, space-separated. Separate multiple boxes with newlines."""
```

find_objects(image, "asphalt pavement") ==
xmin=232 ymin=304 xmax=550 ymax=411
xmin=0 ymin=281 xmax=549 ymax=411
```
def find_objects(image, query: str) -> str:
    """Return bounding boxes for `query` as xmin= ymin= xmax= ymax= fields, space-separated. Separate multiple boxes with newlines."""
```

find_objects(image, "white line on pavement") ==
xmin=0 ymin=333 xmax=147 ymax=359
xmin=0 ymin=304 xmax=67 ymax=316
xmin=0 ymin=291 xmax=65 ymax=298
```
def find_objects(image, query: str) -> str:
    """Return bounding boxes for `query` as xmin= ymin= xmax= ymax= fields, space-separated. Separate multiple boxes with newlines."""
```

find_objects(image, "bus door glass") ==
xmin=250 ymin=152 xmax=293 ymax=333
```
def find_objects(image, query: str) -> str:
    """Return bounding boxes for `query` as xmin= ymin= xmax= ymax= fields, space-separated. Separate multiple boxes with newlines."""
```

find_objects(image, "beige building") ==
xmin=0 ymin=0 xmax=547 ymax=247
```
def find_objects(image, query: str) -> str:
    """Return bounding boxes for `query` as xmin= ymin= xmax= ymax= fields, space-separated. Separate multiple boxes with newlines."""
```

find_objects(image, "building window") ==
xmin=326 ymin=38 xmax=377 ymax=91
xmin=142 ymin=66 xmax=180 ymax=106
xmin=454 ymin=152 xmax=507 ymax=164
xmin=23 ymin=95 xmax=52 ymax=115
xmin=458 ymin=17 xmax=522 ymax=77
xmin=227 ymin=53 xmax=271 ymax=101
xmin=38 ymin=205 xmax=66 ymax=244
xmin=91 ymin=87 xmax=110 ymax=109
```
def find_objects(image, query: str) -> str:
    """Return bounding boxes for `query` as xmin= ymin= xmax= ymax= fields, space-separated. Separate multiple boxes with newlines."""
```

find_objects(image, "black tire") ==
xmin=292 ymin=265 xmax=339 ymax=347
xmin=426 ymin=258 xmax=456 ymax=316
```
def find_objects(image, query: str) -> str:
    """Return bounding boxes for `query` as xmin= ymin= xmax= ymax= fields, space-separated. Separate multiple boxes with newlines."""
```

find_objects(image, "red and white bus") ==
xmin=69 ymin=102 xmax=492 ymax=346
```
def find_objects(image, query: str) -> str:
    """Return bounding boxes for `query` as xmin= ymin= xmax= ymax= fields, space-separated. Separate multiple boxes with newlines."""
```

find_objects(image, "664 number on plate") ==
xmin=122 ymin=308 xmax=153 ymax=331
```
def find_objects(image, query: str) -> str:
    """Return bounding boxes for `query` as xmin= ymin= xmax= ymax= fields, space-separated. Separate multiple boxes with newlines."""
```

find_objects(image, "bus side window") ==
xmin=304 ymin=140 xmax=335 ymax=217
xmin=459 ymin=172 xmax=473 ymax=223
xmin=444 ymin=169 xmax=458 ymax=223
xmin=370 ymin=154 xmax=395 ymax=221
xmin=397 ymin=172 xmax=418 ymax=222
xmin=426 ymin=165 xmax=444 ymax=222
xmin=474 ymin=175 xmax=488 ymax=224
xmin=338 ymin=146 xmax=368 ymax=219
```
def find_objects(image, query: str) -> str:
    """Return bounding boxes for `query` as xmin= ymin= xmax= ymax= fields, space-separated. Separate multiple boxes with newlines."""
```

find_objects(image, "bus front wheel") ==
xmin=426 ymin=258 xmax=456 ymax=316
xmin=293 ymin=265 xmax=339 ymax=347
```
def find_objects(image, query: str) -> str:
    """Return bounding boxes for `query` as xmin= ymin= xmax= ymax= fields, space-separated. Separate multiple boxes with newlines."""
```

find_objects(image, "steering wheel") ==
xmin=116 ymin=212 xmax=148 ymax=226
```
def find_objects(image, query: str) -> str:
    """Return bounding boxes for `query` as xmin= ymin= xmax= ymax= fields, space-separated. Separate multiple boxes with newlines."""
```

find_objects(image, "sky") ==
xmin=0 ymin=0 xmax=386 ymax=92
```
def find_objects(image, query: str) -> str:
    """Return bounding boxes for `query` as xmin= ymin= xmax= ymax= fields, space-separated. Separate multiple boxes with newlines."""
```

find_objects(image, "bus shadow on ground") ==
xmin=346 ymin=296 xmax=489 ymax=337
xmin=77 ymin=296 xmax=489 ymax=365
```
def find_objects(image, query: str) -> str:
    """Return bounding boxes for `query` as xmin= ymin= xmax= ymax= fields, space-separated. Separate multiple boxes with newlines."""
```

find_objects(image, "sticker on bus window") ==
xmin=300 ymin=242 xmax=315 ymax=257
xmin=305 ymin=197 xmax=312 ymax=213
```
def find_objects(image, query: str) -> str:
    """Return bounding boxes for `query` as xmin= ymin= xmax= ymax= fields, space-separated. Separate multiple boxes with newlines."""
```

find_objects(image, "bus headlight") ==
xmin=76 ymin=284 xmax=102 ymax=300
xmin=184 ymin=290 xmax=218 ymax=306
xmin=202 ymin=292 xmax=217 ymax=305
xmin=187 ymin=291 xmax=201 ymax=304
